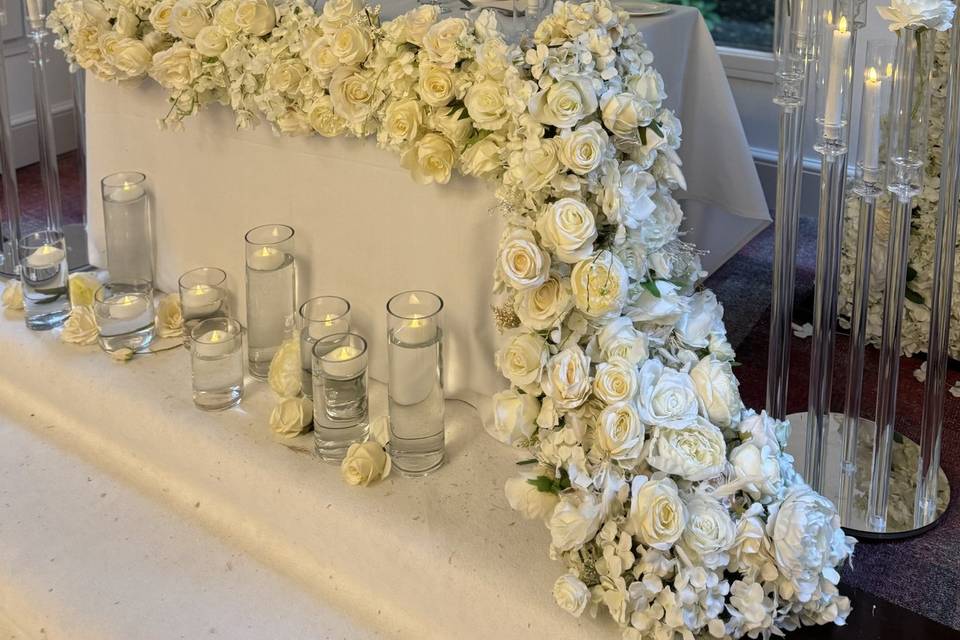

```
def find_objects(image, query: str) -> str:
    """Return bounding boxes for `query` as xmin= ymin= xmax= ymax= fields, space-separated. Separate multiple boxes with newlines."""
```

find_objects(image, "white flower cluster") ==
xmin=50 ymin=0 xmax=856 ymax=635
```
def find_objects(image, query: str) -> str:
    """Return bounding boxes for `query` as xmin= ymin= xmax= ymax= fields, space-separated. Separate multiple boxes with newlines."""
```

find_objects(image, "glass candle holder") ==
xmin=93 ymin=279 xmax=155 ymax=353
xmin=299 ymin=296 xmax=350 ymax=400
xmin=312 ymin=332 xmax=369 ymax=463
xmin=190 ymin=317 xmax=244 ymax=411
xmin=386 ymin=290 xmax=445 ymax=476
xmin=179 ymin=267 xmax=230 ymax=345
xmin=18 ymin=228 xmax=70 ymax=330
xmin=101 ymin=172 xmax=154 ymax=287
xmin=245 ymin=224 xmax=296 ymax=380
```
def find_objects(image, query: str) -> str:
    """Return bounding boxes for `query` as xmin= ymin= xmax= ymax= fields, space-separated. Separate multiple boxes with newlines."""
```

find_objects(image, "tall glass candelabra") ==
xmin=767 ymin=0 xmax=819 ymax=420
xmin=0 ymin=0 xmax=22 ymax=277
xmin=245 ymin=224 xmax=296 ymax=379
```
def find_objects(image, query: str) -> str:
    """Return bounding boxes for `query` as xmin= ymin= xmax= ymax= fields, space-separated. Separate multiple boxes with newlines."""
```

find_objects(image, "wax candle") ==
xmin=321 ymin=344 xmax=365 ymax=379
xmin=307 ymin=313 xmax=347 ymax=340
xmin=861 ymin=66 xmax=882 ymax=172
xmin=195 ymin=329 xmax=235 ymax=357
xmin=110 ymin=294 xmax=149 ymax=320
xmin=247 ymin=246 xmax=284 ymax=271
xmin=395 ymin=314 xmax=436 ymax=346
xmin=25 ymin=243 xmax=65 ymax=269
xmin=823 ymin=16 xmax=851 ymax=127
xmin=110 ymin=181 xmax=145 ymax=203
xmin=181 ymin=283 xmax=222 ymax=315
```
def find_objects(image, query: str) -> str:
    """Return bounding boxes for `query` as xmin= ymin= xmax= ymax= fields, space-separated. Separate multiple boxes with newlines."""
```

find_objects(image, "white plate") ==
xmin=621 ymin=1 xmax=673 ymax=16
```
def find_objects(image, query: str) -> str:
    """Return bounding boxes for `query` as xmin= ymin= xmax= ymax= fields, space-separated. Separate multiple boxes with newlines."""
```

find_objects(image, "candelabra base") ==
xmin=786 ymin=411 xmax=950 ymax=539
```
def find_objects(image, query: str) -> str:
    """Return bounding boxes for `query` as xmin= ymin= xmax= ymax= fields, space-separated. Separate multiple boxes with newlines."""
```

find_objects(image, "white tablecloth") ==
xmin=84 ymin=5 xmax=768 ymax=401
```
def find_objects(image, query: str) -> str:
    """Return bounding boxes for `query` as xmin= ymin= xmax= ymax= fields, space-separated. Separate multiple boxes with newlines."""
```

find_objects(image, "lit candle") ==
xmin=823 ymin=16 xmax=851 ymax=127
xmin=110 ymin=294 xmax=149 ymax=320
xmin=861 ymin=66 xmax=882 ymax=172
xmin=308 ymin=313 xmax=345 ymax=340
xmin=195 ymin=329 xmax=235 ymax=357
xmin=247 ymin=247 xmax=284 ymax=271
xmin=25 ymin=243 xmax=65 ymax=269
xmin=395 ymin=314 xmax=435 ymax=346
xmin=321 ymin=345 xmax=365 ymax=379
xmin=181 ymin=283 xmax=222 ymax=315
xmin=110 ymin=181 xmax=145 ymax=203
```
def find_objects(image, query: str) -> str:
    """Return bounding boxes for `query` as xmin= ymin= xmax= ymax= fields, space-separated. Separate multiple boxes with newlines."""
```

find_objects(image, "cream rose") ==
xmin=490 ymin=389 xmax=540 ymax=446
xmin=597 ymin=317 xmax=648 ymax=364
xmin=558 ymin=122 xmax=608 ymax=175
xmin=513 ymin=272 xmax=573 ymax=331
xmin=269 ymin=396 xmax=313 ymax=437
xmin=401 ymin=132 xmax=456 ymax=185
xmin=600 ymin=90 xmax=654 ymax=137
xmin=528 ymin=78 xmax=598 ymax=128
xmin=429 ymin=106 xmax=473 ymax=147
xmin=627 ymin=68 xmax=666 ymax=107
xmin=627 ymin=476 xmax=687 ymax=550
xmin=114 ymin=6 xmax=139 ymax=37
xmin=61 ymin=306 xmax=99 ymax=345
xmin=647 ymin=418 xmax=727 ymax=481
xmin=422 ymin=18 xmax=469 ymax=67
xmin=213 ymin=0 xmax=240 ymax=33
xmin=340 ymin=441 xmax=391 ymax=486
xmin=417 ymin=63 xmax=456 ymax=107
xmin=1 ymin=281 xmax=23 ymax=310
xmin=496 ymin=331 xmax=548 ymax=391
xmin=498 ymin=228 xmax=551 ymax=290
xmin=401 ymin=4 xmax=439 ymax=45
xmin=266 ymin=59 xmax=306 ymax=94
xmin=536 ymin=198 xmax=597 ymax=264
xmin=738 ymin=410 xmax=786 ymax=453
xmin=570 ymin=250 xmax=628 ymax=319
xmin=549 ymin=491 xmax=604 ymax=552
xmin=681 ymin=494 xmax=736 ymax=568
xmin=268 ymin=338 xmax=302 ymax=397
xmin=636 ymin=359 xmax=699 ymax=428
xmin=553 ymin=575 xmax=591 ymax=618
xmin=541 ymin=346 xmax=591 ymax=409
xmin=305 ymin=41 xmax=339 ymax=77
xmin=730 ymin=443 xmax=782 ymax=501
xmin=690 ymin=355 xmax=742 ymax=428
xmin=877 ymin=0 xmax=956 ymax=31
xmin=381 ymin=98 xmax=421 ymax=145
xmin=170 ymin=0 xmax=209 ymax=41
xmin=594 ymin=400 xmax=645 ymax=462
xmin=593 ymin=357 xmax=638 ymax=404
xmin=149 ymin=0 xmax=175 ymax=33
xmin=510 ymin=139 xmax=561 ymax=192
xmin=322 ymin=0 xmax=363 ymax=26
xmin=307 ymin=95 xmax=346 ymax=137
xmin=505 ymin=468 xmax=560 ymax=519
xmin=68 ymin=273 xmax=100 ymax=308
xmin=464 ymin=79 xmax=508 ymax=130
xmin=194 ymin=25 xmax=227 ymax=57
xmin=329 ymin=67 xmax=380 ymax=131
xmin=460 ymin=134 xmax=504 ymax=177
xmin=331 ymin=23 xmax=372 ymax=66
xmin=150 ymin=43 xmax=202 ymax=91
xmin=155 ymin=293 xmax=184 ymax=338
xmin=235 ymin=0 xmax=275 ymax=36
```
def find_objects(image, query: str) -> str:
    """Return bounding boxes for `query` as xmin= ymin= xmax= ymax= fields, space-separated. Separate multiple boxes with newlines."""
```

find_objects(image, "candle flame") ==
xmin=322 ymin=313 xmax=337 ymax=325
xmin=207 ymin=330 xmax=226 ymax=344
xmin=886 ymin=62 xmax=894 ymax=77
xmin=837 ymin=16 xmax=848 ymax=33
xmin=119 ymin=295 xmax=138 ymax=305
xmin=866 ymin=67 xmax=879 ymax=83
xmin=825 ymin=9 xmax=833 ymax=24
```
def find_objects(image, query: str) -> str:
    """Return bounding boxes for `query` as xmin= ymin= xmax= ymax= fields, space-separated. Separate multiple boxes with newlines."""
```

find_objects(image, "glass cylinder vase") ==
xmin=101 ymin=172 xmax=154 ymax=287
xmin=245 ymin=224 xmax=296 ymax=379
xmin=18 ymin=228 xmax=70 ymax=330
xmin=386 ymin=290 xmax=445 ymax=476
xmin=312 ymin=332 xmax=369 ymax=463
xmin=299 ymin=296 xmax=350 ymax=400
xmin=93 ymin=279 xmax=155 ymax=353
xmin=179 ymin=267 xmax=230 ymax=343
xmin=190 ymin=317 xmax=244 ymax=411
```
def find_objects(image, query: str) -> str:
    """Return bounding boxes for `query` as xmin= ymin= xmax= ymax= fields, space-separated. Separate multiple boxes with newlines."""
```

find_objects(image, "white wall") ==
xmin=3 ymin=0 xmax=77 ymax=170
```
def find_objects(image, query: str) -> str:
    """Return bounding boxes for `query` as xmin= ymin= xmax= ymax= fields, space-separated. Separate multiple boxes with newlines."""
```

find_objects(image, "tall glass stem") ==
xmin=915 ymin=14 xmax=960 ymax=526
xmin=72 ymin=70 xmax=86 ymax=220
xmin=27 ymin=26 xmax=63 ymax=232
xmin=0 ymin=10 xmax=22 ymax=276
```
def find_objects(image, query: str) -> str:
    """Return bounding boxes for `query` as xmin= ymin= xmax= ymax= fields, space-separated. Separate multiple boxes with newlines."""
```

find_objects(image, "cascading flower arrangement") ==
xmin=48 ymin=0 xmax=856 ymax=635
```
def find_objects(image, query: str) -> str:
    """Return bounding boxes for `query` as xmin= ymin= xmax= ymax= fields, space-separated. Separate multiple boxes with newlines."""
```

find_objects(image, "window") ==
xmin=664 ymin=0 xmax=774 ymax=52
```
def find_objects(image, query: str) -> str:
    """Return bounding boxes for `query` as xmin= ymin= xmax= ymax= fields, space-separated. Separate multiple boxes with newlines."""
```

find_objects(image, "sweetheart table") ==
xmin=83 ymin=3 xmax=769 ymax=405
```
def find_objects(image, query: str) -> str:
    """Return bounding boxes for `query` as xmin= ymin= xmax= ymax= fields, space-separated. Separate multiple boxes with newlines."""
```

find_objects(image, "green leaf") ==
xmin=905 ymin=288 xmax=925 ymax=305
xmin=647 ymin=120 xmax=664 ymax=139
xmin=641 ymin=279 xmax=662 ymax=298
xmin=638 ymin=126 xmax=647 ymax=147
xmin=516 ymin=458 xmax=539 ymax=466
xmin=527 ymin=476 xmax=560 ymax=494
xmin=907 ymin=266 xmax=918 ymax=282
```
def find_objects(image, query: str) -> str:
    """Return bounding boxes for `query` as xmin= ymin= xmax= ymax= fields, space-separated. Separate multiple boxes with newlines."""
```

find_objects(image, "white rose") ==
xmin=639 ymin=191 xmax=683 ymax=249
xmin=417 ymin=63 xmax=456 ymax=107
xmin=738 ymin=410 xmax=783 ymax=453
xmin=401 ymin=133 xmax=456 ymax=185
xmin=636 ymin=359 xmax=700 ymax=428
xmin=114 ymin=6 xmax=139 ymax=37
xmin=594 ymin=401 xmax=645 ymax=462
xmin=170 ymin=0 xmax=209 ymax=41
xmin=143 ymin=30 xmax=170 ymax=55
xmin=730 ymin=443 xmax=782 ymax=501
xmin=269 ymin=396 xmax=313 ymax=437
xmin=674 ymin=291 xmax=723 ymax=349
xmin=767 ymin=485 xmax=855 ymax=603
xmin=429 ymin=106 xmax=473 ymax=147
xmin=553 ymin=575 xmax=591 ymax=618
xmin=460 ymin=134 xmax=504 ymax=177
xmin=528 ymin=78 xmax=598 ymax=128
xmin=149 ymin=0 xmax=175 ymax=33
xmin=627 ymin=476 xmax=687 ymax=550
xmin=647 ymin=418 xmax=727 ymax=481
xmin=308 ymin=95 xmax=347 ymax=137
xmin=155 ymin=293 xmax=184 ymax=338
xmin=464 ymin=79 xmax=508 ymax=130
xmin=549 ymin=491 xmax=604 ymax=552
xmin=268 ymin=338 xmax=301 ymax=397
xmin=681 ymin=494 xmax=736 ymax=568
xmin=329 ymin=67 xmax=381 ymax=132
xmin=322 ymin=0 xmax=363 ymax=27
xmin=266 ymin=59 xmax=306 ymax=94
xmin=653 ymin=151 xmax=687 ymax=191
xmin=490 ymin=389 xmax=540 ymax=445
xmin=149 ymin=43 xmax=201 ymax=91
xmin=593 ymin=357 xmax=638 ymax=404
xmin=877 ymin=0 xmax=955 ymax=31
xmin=600 ymin=91 xmax=654 ymax=137
xmin=505 ymin=469 xmax=560 ymax=519
xmin=510 ymin=139 xmax=561 ymax=192
xmin=558 ymin=122 xmax=609 ymax=175
xmin=513 ymin=273 xmax=573 ymax=331
xmin=536 ymin=198 xmax=597 ymax=263
xmin=211 ymin=0 xmax=240 ymax=33
xmin=498 ymin=228 xmax=551 ymax=290
xmin=570 ymin=250 xmax=628 ymax=319
xmin=194 ymin=25 xmax=227 ymax=57
xmin=331 ymin=23 xmax=372 ymax=66
xmin=597 ymin=317 xmax=648 ymax=364
xmin=626 ymin=68 xmax=666 ymax=107
xmin=61 ymin=306 xmax=99 ymax=345
xmin=401 ymin=4 xmax=439 ymax=45
xmin=422 ymin=18 xmax=469 ymax=67
xmin=496 ymin=331 xmax=548 ymax=391
xmin=2 ymin=281 xmax=23 ymax=310
xmin=110 ymin=39 xmax=151 ymax=79
xmin=541 ymin=346 xmax=591 ymax=410
xmin=690 ymin=355 xmax=742 ymax=428
xmin=627 ymin=280 xmax=687 ymax=325
xmin=381 ymin=98 xmax=422 ymax=145
xmin=235 ymin=0 xmax=275 ymax=36
xmin=340 ymin=441 xmax=391 ymax=486
xmin=305 ymin=41 xmax=340 ymax=78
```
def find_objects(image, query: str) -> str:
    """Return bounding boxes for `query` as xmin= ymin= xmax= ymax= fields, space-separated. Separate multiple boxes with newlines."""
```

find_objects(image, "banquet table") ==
xmin=84 ymin=3 xmax=769 ymax=407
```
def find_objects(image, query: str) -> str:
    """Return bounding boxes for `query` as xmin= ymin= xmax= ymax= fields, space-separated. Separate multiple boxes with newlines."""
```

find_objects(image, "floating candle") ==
xmin=25 ymin=244 xmax=65 ymax=269
xmin=181 ymin=283 xmax=222 ymax=316
xmin=109 ymin=181 xmax=145 ymax=203
xmin=195 ymin=329 xmax=235 ymax=357
xmin=109 ymin=294 xmax=149 ymax=320
xmin=321 ymin=344 xmax=365 ymax=379
xmin=247 ymin=246 xmax=285 ymax=271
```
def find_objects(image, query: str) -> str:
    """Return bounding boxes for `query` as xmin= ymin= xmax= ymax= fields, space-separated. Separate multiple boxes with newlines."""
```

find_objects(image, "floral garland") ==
xmin=48 ymin=0 xmax=856 ymax=636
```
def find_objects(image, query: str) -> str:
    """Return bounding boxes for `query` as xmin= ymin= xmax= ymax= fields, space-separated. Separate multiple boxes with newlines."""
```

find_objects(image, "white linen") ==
xmin=84 ymin=5 xmax=768 ymax=401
